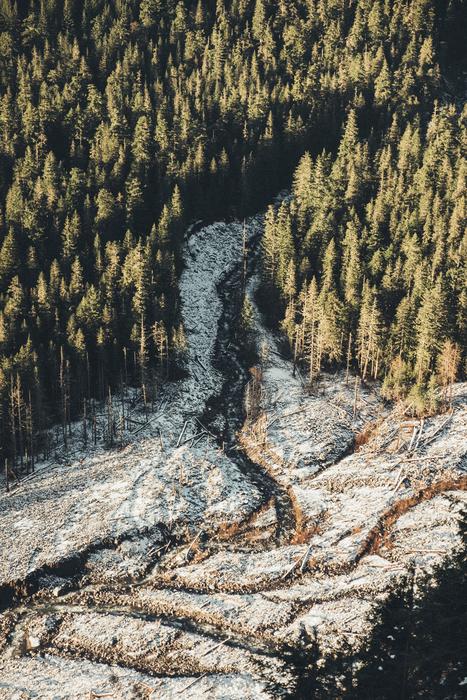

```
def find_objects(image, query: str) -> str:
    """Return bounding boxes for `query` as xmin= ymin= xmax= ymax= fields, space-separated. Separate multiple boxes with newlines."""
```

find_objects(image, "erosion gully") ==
xmin=0 ymin=224 xmax=310 ymax=697
xmin=200 ymin=236 xmax=297 ymax=546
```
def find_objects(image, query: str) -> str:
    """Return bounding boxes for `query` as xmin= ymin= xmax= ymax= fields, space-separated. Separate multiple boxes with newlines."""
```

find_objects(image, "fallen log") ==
xmin=392 ymin=466 xmax=405 ymax=494
xmin=404 ymin=548 xmax=448 ymax=555
xmin=195 ymin=356 xmax=208 ymax=372
xmin=268 ymin=408 xmax=307 ymax=430
xmin=281 ymin=556 xmax=302 ymax=580
xmin=125 ymin=417 xmax=147 ymax=426
xmin=158 ymin=426 xmax=164 ymax=450
xmin=180 ymin=431 xmax=202 ymax=446
xmin=421 ymin=409 xmax=454 ymax=448
xmin=412 ymin=418 xmax=424 ymax=452
xmin=178 ymin=673 xmax=208 ymax=694
xmin=133 ymin=412 xmax=166 ymax=436
xmin=185 ymin=530 xmax=202 ymax=560
xmin=147 ymin=541 xmax=171 ymax=558
xmin=200 ymin=636 xmax=231 ymax=657
xmin=340 ymin=629 xmax=367 ymax=638
xmin=176 ymin=420 xmax=189 ymax=448
xmin=193 ymin=431 xmax=208 ymax=447
xmin=195 ymin=417 xmax=217 ymax=440
xmin=402 ymin=455 xmax=445 ymax=463
xmin=407 ymin=425 xmax=418 ymax=453
xmin=300 ymin=544 xmax=313 ymax=574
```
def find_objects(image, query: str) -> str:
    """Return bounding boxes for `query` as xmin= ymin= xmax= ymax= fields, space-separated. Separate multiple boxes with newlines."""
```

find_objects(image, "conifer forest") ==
xmin=0 ymin=1 xmax=466 ymax=698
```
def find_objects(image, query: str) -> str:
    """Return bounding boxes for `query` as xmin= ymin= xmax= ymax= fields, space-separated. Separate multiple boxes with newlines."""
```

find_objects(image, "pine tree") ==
xmin=415 ymin=278 xmax=447 ymax=382
xmin=0 ymin=229 xmax=19 ymax=290
xmin=341 ymin=220 xmax=362 ymax=310
xmin=253 ymin=0 xmax=266 ymax=42
xmin=318 ymin=289 xmax=345 ymax=366
xmin=262 ymin=206 xmax=279 ymax=287
xmin=357 ymin=283 xmax=383 ymax=381
xmin=437 ymin=340 xmax=461 ymax=405
xmin=302 ymin=278 xmax=321 ymax=382
xmin=62 ymin=211 xmax=81 ymax=263
xmin=132 ymin=116 xmax=152 ymax=172
xmin=140 ymin=0 xmax=162 ymax=27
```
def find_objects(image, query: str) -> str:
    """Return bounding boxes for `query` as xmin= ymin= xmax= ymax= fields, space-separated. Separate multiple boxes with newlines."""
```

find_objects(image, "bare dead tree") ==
xmin=245 ymin=366 xmax=263 ymax=421
xmin=437 ymin=340 xmax=461 ymax=407
xmin=59 ymin=347 xmax=67 ymax=448
xmin=346 ymin=332 xmax=352 ymax=385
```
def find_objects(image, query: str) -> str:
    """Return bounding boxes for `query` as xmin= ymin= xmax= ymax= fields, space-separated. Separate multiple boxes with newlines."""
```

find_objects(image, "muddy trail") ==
xmin=1 ymin=209 xmax=466 ymax=699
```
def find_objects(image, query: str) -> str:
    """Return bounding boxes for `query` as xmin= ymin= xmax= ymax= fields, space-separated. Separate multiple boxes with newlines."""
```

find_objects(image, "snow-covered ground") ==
xmin=1 ymin=202 xmax=466 ymax=698
xmin=0 ymin=654 xmax=271 ymax=700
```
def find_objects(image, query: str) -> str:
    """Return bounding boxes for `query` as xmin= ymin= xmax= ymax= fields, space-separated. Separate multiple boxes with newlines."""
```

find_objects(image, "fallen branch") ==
xmin=300 ymin=543 xmax=313 ymax=573
xmin=176 ymin=420 xmax=189 ymax=448
xmin=185 ymin=530 xmax=202 ymax=560
xmin=178 ymin=673 xmax=208 ymax=694
xmin=200 ymin=636 xmax=231 ymax=657
xmin=281 ymin=556 xmax=301 ymax=580
xmin=421 ymin=409 xmax=454 ymax=448
xmin=195 ymin=356 xmax=208 ymax=372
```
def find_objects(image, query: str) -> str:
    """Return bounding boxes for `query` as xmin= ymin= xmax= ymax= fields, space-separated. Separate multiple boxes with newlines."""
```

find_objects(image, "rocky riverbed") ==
xmin=1 ymin=201 xmax=466 ymax=699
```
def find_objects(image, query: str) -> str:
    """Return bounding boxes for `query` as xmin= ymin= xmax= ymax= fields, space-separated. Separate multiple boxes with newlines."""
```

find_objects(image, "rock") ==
xmin=25 ymin=634 xmax=41 ymax=650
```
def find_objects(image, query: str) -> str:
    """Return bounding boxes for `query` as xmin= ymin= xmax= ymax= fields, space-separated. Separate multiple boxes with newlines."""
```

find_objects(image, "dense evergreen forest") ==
xmin=0 ymin=0 xmax=465 ymax=465
xmin=257 ymin=1 xmax=466 ymax=413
